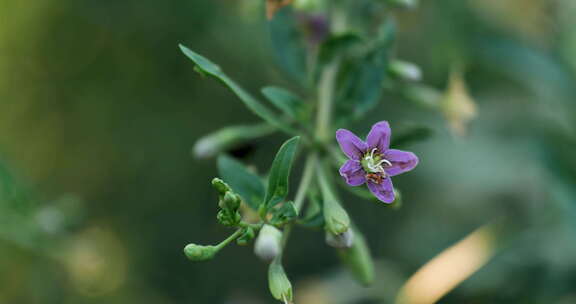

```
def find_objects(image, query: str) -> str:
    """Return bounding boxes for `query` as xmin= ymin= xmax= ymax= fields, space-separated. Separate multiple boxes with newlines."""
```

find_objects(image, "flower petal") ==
xmin=339 ymin=160 xmax=366 ymax=186
xmin=367 ymin=178 xmax=395 ymax=203
xmin=336 ymin=129 xmax=368 ymax=160
xmin=384 ymin=149 xmax=419 ymax=176
xmin=366 ymin=121 xmax=391 ymax=152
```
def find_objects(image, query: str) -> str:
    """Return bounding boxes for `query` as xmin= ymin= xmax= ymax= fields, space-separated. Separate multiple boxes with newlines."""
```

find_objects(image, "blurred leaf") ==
xmin=268 ymin=7 xmax=307 ymax=84
xmin=264 ymin=136 xmax=300 ymax=207
xmin=217 ymin=155 xmax=265 ymax=210
xmin=390 ymin=124 xmax=434 ymax=148
xmin=335 ymin=21 xmax=395 ymax=123
xmin=179 ymin=45 xmax=296 ymax=134
xmin=193 ymin=124 xmax=275 ymax=159
xmin=317 ymin=33 xmax=363 ymax=66
xmin=399 ymin=83 xmax=443 ymax=109
xmin=337 ymin=228 xmax=375 ymax=286
xmin=441 ymin=68 xmax=478 ymax=137
xmin=261 ymin=86 xmax=305 ymax=121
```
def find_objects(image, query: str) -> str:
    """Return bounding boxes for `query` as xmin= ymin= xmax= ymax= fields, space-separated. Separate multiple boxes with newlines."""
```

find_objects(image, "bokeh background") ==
xmin=1 ymin=0 xmax=576 ymax=303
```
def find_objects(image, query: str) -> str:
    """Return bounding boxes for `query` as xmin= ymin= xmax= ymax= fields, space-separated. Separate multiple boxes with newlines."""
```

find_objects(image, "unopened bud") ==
xmin=217 ymin=209 xmax=241 ymax=227
xmin=255 ymin=224 xmax=283 ymax=261
xmin=326 ymin=228 xmax=354 ymax=248
xmin=323 ymin=199 xmax=350 ymax=235
xmin=236 ymin=227 xmax=256 ymax=246
xmin=211 ymin=178 xmax=232 ymax=196
xmin=389 ymin=60 xmax=422 ymax=82
xmin=184 ymin=244 xmax=218 ymax=262
xmin=222 ymin=191 xmax=241 ymax=211
xmin=268 ymin=260 xmax=293 ymax=303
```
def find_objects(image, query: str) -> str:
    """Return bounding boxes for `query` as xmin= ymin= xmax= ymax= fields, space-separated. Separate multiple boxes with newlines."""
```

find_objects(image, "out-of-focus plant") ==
xmin=180 ymin=0 xmax=450 ymax=301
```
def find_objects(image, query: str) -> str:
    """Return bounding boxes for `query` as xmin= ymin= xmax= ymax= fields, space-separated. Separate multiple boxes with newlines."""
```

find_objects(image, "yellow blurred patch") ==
xmin=442 ymin=68 xmax=477 ymax=137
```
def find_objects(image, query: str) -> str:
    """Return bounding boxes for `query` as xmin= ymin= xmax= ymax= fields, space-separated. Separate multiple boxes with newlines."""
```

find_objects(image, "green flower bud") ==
xmin=217 ymin=210 xmax=241 ymax=227
xmin=236 ymin=226 xmax=256 ymax=246
xmin=389 ymin=60 xmax=422 ymax=82
xmin=184 ymin=244 xmax=218 ymax=262
xmin=268 ymin=260 xmax=293 ymax=303
xmin=326 ymin=229 xmax=354 ymax=248
xmin=255 ymin=224 xmax=283 ymax=261
xmin=211 ymin=178 xmax=232 ymax=196
xmin=223 ymin=191 xmax=241 ymax=211
xmin=337 ymin=229 xmax=374 ymax=286
xmin=323 ymin=198 xmax=350 ymax=235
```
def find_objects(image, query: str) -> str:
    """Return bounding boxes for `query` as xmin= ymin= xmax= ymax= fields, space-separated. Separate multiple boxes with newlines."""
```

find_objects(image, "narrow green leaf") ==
xmin=261 ymin=86 xmax=304 ymax=120
xmin=217 ymin=155 xmax=265 ymax=210
xmin=264 ymin=136 xmax=300 ymax=207
xmin=178 ymin=44 xmax=296 ymax=134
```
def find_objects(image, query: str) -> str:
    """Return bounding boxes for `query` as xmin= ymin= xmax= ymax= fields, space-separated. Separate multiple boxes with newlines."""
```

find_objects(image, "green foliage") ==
xmin=179 ymin=45 xmax=297 ymax=134
xmin=217 ymin=155 xmax=265 ymax=210
xmin=264 ymin=136 xmax=300 ymax=208
xmin=268 ymin=7 xmax=307 ymax=84
xmin=261 ymin=86 xmax=306 ymax=121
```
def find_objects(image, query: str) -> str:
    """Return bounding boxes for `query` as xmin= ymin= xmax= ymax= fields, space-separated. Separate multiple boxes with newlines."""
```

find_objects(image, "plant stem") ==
xmin=214 ymin=229 xmax=243 ymax=251
xmin=315 ymin=61 xmax=340 ymax=143
xmin=280 ymin=153 xmax=317 ymax=250
xmin=293 ymin=153 xmax=317 ymax=213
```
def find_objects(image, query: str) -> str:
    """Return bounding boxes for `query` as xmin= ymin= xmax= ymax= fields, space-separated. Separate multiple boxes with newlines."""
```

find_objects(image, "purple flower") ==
xmin=336 ymin=121 xmax=419 ymax=203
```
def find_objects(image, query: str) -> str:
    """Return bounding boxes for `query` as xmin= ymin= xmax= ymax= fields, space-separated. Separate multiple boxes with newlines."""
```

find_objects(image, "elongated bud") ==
xmin=255 ymin=224 xmax=283 ymax=261
xmin=268 ymin=260 xmax=293 ymax=303
xmin=389 ymin=60 xmax=422 ymax=82
xmin=318 ymin=162 xmax=351 ymax=235
xmin=326 ymin=228 xmax=354 ymax=248
xmin=323 ymin=199 xmax=351 ymax=235
xmin=184 ymin=244 xmax=218 ymax=262
xmin=338 ymin=229 xmax=375 ymax=286
xmin=193 ymin=124 xmax=274 ymax=159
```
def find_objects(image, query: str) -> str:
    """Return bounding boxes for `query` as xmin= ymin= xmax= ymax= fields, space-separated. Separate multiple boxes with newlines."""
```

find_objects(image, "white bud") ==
xmin=326 ymin=229 xmax=355 ymax=248
xmin=255 ymin=225 xmax=283 ymax=261
xmin=389 ymin=60 xmax=422 ymax=82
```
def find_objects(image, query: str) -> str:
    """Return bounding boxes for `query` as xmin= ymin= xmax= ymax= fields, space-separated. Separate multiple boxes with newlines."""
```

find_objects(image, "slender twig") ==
xmin=214 ymin=229 xmax=243 ymax=251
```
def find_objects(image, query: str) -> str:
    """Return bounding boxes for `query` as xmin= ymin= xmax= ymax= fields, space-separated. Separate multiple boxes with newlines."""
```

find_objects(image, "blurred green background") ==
xmin=1 ymin=0 xmax=576 ymax=303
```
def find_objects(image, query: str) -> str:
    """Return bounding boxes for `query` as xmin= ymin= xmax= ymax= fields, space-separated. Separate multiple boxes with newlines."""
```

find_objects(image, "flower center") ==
xmin=361 ymin=148 xmax=391 ymax=177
